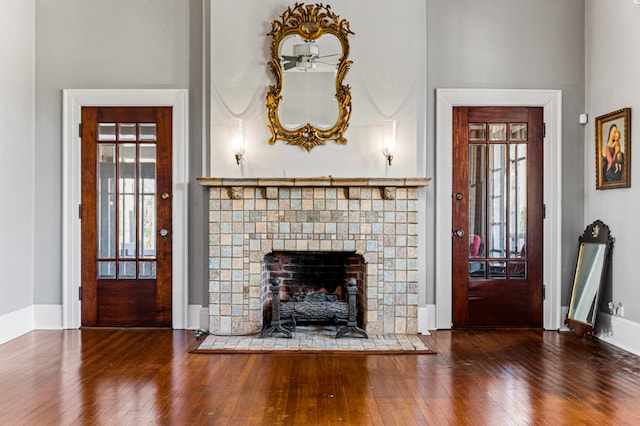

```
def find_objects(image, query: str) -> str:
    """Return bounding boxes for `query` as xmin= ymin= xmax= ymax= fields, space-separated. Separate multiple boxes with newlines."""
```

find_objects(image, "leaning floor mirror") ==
xmin=565 ymin=220 xmax=614 ymax=338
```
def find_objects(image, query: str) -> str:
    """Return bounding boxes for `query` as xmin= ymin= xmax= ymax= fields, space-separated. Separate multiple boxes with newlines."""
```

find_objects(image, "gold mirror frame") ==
xmin=267 ymin=3 xmax=354 ymax=151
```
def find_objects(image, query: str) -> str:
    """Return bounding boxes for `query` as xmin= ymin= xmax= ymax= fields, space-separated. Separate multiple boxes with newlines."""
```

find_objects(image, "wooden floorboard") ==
xmin=1 ymin=328 xmax=639 ymax=425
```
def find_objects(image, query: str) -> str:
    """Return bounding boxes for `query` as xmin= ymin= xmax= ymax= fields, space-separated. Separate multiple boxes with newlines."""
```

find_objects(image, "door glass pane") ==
xmin=510 ymin=144 xmax=527 ymax=258
xmin=98 ymin=123 xmax=116 ymax=141
xmin=139 ymin=123 xmax=157 ymax=141
xmin=119 ymin=123 xmax=137 ymax=141
xmin=508 ymin=262 xmax=526 ymax=278
xmin=468 ymin=144 xmax=486 ymax=258
xmin=488 ymin=144 xmax=507 ymax=258
xmin=119 ymin=144 xmax=137 ymax=259
xmin=97 ymin=144 xmax=116 ymax=259
xmin=139 ymin=261 xmax=157 ymax=279
xmin=510 ymin=123 xmax=527 ymax=141
xmin=97 ymin=261 xmax=116 ymax=279
xmin=469 ymin=261 xmax=486 ymax=278
xmin=489 ymin=123 xmax=507 ymax=141
xmin=118 ymin=261 xmax=137 ymax=279
xmin=469 ymin=123 xmax=486 ymax=141
xmin=139 ymin=144 xmax=157 ymax=258
xmin=489 ymin=261 xmax=506 ymax=278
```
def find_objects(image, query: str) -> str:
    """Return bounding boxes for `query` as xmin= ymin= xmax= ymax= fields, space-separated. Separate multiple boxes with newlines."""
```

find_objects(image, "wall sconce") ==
xmin=230 ymin=119 xmax=245 ymax=165
xmin=382 ymin=120 xmax=397 ymax=166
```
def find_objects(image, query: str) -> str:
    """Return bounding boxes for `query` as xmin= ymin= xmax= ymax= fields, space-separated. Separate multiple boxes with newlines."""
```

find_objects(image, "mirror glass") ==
xmin=279 ymin=34 xmax=340 ymax=130
xmin=267 ymin=4 xmax=354 ymax=151
xmin=568 ymin=243 xmax=606 ymax=322
xmin=565 ymin=220 xmax=614 ymax=337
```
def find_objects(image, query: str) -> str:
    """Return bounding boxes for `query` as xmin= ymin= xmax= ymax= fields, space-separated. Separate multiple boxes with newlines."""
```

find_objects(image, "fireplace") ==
xmin=198 ymin=177 xmax=430 ymax=335
xmin=261 ymin=251 xmax=366 ymax=330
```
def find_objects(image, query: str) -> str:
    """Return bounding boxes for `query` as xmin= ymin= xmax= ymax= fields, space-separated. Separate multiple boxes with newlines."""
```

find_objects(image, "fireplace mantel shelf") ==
xmin=197 ymin=177 xmax=431 ymax=188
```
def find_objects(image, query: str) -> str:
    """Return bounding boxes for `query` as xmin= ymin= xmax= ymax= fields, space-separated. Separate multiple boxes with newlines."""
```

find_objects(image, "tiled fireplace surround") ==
xmin=198 ymin=177 xmax=430 ymax=335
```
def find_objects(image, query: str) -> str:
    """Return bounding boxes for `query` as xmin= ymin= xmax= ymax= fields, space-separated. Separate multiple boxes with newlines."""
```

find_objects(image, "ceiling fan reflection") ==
xmin=282 ymin=41 xmax=339 ymax=71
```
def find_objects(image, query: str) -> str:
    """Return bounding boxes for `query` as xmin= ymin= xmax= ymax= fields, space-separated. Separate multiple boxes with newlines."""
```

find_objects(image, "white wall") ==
xmin=210 ymin=0 xmax=427 ymax=178
xmin=10 ymin=0 xmax=634 ymax=345
xmin=428 ymin=0 xmax=586 ymax=306
xmin=585 ymin=0 xmax=640 ymax=346
xmin=209 ymin=0 xmax=429 ymax=320
xmin=208 ymin=0 xmax=586 ymax=325
xmin=33 ymin=0 xmax=194 ymax=307
xmin=0 ymin=0 xmax=35 ymax=316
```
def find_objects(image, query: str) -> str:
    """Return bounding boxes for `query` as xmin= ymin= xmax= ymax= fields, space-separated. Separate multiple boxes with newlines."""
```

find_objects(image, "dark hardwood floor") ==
xmin=1 ymin=328 xmax=639 ymax=425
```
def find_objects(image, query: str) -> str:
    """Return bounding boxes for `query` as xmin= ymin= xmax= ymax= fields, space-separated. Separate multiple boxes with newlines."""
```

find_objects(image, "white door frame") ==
xmin=435 ymin=89 xmax=563 ymax=330
xmin=62 ymin=89 xmax=189 ymax=329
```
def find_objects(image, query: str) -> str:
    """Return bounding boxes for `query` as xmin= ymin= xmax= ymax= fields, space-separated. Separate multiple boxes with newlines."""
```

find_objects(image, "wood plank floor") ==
xmin=1 ymin=328 xmax=639 ymax=425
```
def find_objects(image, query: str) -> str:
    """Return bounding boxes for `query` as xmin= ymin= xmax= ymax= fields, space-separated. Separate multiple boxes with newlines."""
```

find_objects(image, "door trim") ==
xmin=62 ymin=89 xmax=189 ymax=329
xmin=435 ymin=89 xmax=562 ymax=330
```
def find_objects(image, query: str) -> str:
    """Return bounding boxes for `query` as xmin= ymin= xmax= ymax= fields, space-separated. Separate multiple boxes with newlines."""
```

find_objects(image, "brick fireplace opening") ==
xmin=261 ymin=251 xmax=366 ymax=329
xmin=198 ymin=177 xmax=430 ymax=336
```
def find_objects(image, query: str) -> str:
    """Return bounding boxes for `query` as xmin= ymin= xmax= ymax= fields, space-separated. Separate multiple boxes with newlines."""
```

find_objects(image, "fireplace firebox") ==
xmin=259 ymin=251 xmax=367 ymax=337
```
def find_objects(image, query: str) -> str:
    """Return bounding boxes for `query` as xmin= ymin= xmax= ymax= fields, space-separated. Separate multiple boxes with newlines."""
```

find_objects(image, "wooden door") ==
xmin=81 ymin=107 xmax=172 ymax=326
xmin=452 ymin=106 xmax=543 ymax=327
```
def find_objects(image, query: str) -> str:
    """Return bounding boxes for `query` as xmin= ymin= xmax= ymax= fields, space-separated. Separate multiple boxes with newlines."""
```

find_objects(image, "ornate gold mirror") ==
xmin=267 ymin=3 xmax=354 ymax=151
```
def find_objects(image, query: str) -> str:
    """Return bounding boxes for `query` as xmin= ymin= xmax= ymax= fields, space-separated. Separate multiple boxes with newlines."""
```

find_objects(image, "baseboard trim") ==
xmin=418 ymin=305 xmax=436 ymax=334
xmin=560 ymin=305 xmax=569 ymax=331
xmin=34 ymin=304 xmax=63 ymax=330
xmin=0 ymin=306 xmax=34 ymax=345
xmin=13 ymin=304 xmax=631 ymax=356
xmin=595 ymin=312 xmax=640 ymax=356
xmin=188 ymin=304 xmax=209 ymax=331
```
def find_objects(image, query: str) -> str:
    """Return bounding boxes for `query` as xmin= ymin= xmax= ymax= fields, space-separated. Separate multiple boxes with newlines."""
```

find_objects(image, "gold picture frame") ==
xmin=596 ymin=108 xmax=631 ymax=189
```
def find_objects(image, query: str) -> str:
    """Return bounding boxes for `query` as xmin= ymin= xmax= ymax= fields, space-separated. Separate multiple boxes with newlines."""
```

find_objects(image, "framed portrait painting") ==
xmin=596 ymin=108 xmax=631 ymax=189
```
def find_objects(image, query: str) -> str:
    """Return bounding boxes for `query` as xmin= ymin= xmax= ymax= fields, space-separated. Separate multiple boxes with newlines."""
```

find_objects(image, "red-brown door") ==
xmin=81 ymin=107 xmax=172 ymax=326
xmin=452 ymin=106 xmax=543 ymax=327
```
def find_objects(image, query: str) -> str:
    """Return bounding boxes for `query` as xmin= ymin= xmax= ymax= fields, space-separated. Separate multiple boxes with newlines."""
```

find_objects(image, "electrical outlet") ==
xmin=608 ymin=301 xmax=624 ymax=316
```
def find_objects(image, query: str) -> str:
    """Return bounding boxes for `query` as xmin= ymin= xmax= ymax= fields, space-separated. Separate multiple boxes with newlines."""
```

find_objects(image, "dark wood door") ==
xmin=452 ymin=106 xmax=543 ymax=327
xmin=81 ymin=107 xmax=172 ymax=326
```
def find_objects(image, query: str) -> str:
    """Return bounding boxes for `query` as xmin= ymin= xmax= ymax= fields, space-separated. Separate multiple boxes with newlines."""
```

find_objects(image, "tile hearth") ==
xmin=195 ymin=327 xmax=434 ymax=353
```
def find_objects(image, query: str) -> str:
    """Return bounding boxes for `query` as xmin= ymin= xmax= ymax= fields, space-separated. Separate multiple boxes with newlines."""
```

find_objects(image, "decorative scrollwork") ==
xmin=267 ymin=3 xmax=354 ymax=151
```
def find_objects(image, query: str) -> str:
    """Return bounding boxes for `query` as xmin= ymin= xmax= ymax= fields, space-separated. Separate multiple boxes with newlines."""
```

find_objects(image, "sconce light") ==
xmin=230 ymin=119 xmax=245 ymax=165
xmin=382 ymin=120 xmax=397 ymax=166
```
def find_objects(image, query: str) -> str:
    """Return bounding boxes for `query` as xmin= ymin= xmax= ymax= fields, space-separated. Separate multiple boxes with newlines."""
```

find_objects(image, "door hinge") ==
xmin=543 ymin=203 xmax=546 ymax=219
xmin=543 ymin=123 xmax=546 ymax=138
xmin=542 ymin=285 xmax=546 ymax=300
xmin=78 ymin=204 xmax=82 ymax=220
xmin=79 ymin=286 xmax=82 ymax=301
xmin=79 ymin=123 xmax=82 ymax=137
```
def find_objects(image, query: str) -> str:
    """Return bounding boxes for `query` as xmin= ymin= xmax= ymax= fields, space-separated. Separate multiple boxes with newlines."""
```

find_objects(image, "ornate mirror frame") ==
xmin=267 ymin=3 xmax=354 ymax=151
xmin=565 ymin=220 xmax=614 ymax=338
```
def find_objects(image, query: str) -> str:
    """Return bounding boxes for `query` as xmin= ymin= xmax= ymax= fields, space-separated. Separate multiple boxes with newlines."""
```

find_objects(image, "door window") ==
xmin=467 ymin=122 xmax=528 ymax=280
xmin=96 ymin=123 xmax=158 ymax=280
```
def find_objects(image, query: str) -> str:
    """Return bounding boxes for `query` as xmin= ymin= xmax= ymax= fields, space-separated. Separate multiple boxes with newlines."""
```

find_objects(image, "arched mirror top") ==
xmin=267 ymin=3 xmax=354 ymax=151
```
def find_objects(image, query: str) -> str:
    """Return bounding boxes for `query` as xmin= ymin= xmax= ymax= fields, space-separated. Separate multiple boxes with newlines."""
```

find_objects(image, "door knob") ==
xmin=160 ymin=228 xmax=169 ymax=241
xmin=453 ymin=229 xmax=465 ymax=238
